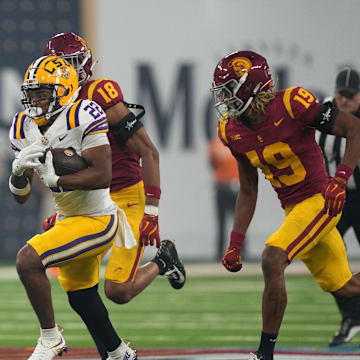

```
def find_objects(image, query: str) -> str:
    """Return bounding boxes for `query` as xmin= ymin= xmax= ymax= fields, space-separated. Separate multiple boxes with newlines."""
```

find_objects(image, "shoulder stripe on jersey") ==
xmin=82 ymin=117 xmax=109 ymax=141
xmin=83 ymin=117 xmax=108 ymax=136
xmin=87 ymin=78 xmax=109 ymax=101
xmin=66 ymin=100 xmax=83 ymax=130
xmin=218 ymin=118 xmax=229 ymax=144
xmin=283 ymin=86 xmax=297 ymax=119
xmin=11 ymin=142 xmax=21 ymax=152
xmin=13 ymin=112 xmax=26 ymax=139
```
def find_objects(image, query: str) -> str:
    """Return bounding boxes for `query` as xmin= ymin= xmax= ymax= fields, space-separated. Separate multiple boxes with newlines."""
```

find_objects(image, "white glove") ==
xmin=35 ymin=151 xmax=59 ymax=188
xmin=12 ymin=144 xmax=45 ymax=176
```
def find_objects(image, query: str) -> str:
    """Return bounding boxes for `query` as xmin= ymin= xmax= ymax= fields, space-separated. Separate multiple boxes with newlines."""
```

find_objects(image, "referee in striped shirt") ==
xmin=317 ymin=67 xmax=360 ymax=347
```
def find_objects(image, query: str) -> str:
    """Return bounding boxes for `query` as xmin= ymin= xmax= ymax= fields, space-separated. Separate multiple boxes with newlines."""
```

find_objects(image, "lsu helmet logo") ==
xmin=229 ymin=57 xmax=252 ymax=78
xmin=59 ymin=66 xmax=70 ymax=79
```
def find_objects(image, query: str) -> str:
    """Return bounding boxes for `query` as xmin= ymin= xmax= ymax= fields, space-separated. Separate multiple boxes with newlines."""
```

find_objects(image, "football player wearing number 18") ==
xmin=211 ymin=51 xmax=360 ymax=360
xmin=43 ymin=33 xmax=186 ymax=359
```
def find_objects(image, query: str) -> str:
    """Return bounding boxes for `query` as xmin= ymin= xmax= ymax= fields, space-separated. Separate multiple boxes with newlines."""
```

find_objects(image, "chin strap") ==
xmin=237 ymin=82 xmax=262 ymax=117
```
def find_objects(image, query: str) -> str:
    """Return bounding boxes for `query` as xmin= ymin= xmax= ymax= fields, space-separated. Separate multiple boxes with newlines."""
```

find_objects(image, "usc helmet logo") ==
xmin=75 ymin=35 xmax=89 ymax=51
xmin=229 ymin=57 xmax=252 ymax=78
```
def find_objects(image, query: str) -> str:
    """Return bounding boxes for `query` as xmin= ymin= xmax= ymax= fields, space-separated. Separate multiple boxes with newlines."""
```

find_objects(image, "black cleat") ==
xmin=329 ymin=318 xmax=360 ymax=346
xmin=165 ymin=263 xmax=186 ymax=290
xmin=154 ymin=240 xmax=186 ymax=290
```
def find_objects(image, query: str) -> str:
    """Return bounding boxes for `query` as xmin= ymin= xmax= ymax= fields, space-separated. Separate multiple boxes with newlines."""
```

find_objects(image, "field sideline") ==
xmin=2 ymin=259 xmax=360 ymax=280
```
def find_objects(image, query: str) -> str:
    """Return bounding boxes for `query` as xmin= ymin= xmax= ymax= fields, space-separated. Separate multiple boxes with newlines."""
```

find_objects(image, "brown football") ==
xmin=39 ymin=148 xmax=88 ymax=176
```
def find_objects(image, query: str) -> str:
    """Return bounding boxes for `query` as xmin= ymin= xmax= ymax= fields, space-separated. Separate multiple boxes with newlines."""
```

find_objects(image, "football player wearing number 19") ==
xmin=211 ymin=51 xmax=360 ymax=360
xmin=9 ymin=56 xmax=137 ymax=359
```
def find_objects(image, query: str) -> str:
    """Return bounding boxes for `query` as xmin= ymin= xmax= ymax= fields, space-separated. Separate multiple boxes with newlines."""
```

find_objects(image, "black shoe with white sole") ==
xmin=329 ymin=318 xmax=360 ymax=346
xmin=152 ymin=239 xmax=186 ymax=290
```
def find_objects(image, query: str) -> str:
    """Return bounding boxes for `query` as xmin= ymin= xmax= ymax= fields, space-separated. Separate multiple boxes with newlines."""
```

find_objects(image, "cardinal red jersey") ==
xmin=79 ymin=79 xmax=142 ymax=191
xmin=218 ymin=86 xmax=328 ymax=207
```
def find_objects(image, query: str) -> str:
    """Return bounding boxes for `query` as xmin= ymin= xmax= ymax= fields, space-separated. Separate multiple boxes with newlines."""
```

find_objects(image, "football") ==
xmin=39 ymin=148 xmax=88 ymax=176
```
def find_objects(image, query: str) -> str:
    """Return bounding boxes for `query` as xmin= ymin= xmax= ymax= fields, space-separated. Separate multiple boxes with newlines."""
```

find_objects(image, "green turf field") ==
xmin=0 ymin=274 xmax=354 ymax=348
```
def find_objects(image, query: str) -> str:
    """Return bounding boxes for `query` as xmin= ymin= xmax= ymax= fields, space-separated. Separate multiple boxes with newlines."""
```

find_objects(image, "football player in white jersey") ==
xmin=9 ymin=56 xmax=137 ymax=360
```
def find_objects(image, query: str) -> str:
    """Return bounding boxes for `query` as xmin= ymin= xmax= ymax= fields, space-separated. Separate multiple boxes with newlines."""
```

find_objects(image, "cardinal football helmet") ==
xmin=43 ymin=32 xmax=93 ymax=85
xmin=21 ymin=55 xmax=79 ymax=126
xmin=211 ymin=50 xmax=273 ymax=118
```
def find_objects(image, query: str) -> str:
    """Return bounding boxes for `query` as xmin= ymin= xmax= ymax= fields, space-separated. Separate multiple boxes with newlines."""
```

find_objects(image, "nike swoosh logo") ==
xmin=174 ymin=265 xmax=185 ymax=283
xmin=127 ymin=202 xmax=138 ymax=208
xmin=166 ymin=265 xmax=185 ymax=283
xmin=274 ymin=117 xmax=284 ymax=126
xmin=59 ymin=134 xmax=68 ymax=141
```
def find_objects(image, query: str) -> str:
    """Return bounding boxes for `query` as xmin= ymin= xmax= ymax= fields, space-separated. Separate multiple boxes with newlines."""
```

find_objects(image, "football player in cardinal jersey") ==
xmin=211 ymin=50 xmax=360 ymax=360
xmin=42 ymin=33 xmax=186 ymax=359
xmin=9 ymin=56 xmax=137 ymax=360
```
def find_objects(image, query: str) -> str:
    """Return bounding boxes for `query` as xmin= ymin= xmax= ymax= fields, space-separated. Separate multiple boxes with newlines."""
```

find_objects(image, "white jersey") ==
xmin=9 ymin=99 xmax=118 ymax=218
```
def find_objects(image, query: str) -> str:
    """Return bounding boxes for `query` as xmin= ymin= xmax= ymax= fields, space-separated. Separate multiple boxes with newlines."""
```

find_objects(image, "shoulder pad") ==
xmin=79 ymin=100 xmax=109 ymax=140
xmin=66 ymin=99 xmax=107 ymax=130
xmin=86 ymin=78 xmax=124 ymax=110
xmin=65 ymin=99 xmax=84 ymax=130
xmin=282 ymin=86 xmax=318 ymax=119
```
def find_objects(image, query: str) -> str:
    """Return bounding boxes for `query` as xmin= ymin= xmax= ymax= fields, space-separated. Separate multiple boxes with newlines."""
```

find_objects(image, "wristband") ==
xmin=335 ymin=163 xmax=353 ymax=182
xmin=144 ymin=205 xmax=159 ymax=216
xmin=144 ymin=184 xmax=161 ymax=199
xmin=9 ymin=176 xmax=31 ymax=196
xmin=230 ymin=231 xmax=245 ymax=248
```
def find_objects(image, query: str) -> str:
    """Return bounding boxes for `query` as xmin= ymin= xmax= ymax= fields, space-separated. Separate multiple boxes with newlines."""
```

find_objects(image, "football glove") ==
xmin=222 ymin=231 xmax=245 ymax=272
xmin=12 ymin=143 xmax=45 ymax=176
xmin=42 ymin=213 xmax=57 ymax=232
xmin=35 ymin=151 xmax=59 ymax=188
xmin=139 ymin=213 xmax=160 ymax=248
xmin=323 ymin=163 xmax=352 ymax=217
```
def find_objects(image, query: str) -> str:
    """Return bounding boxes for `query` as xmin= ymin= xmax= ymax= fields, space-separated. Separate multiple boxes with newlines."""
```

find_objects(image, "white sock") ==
xmin=40 ymin=326 xmax=61 ymax=345
xmin=108 ymin=341 xmax=129 ymax=359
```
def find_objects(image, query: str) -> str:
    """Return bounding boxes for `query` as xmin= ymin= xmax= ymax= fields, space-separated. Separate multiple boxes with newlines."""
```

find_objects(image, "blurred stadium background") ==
xmin=2 ymin=0 xmax=360 ymax=357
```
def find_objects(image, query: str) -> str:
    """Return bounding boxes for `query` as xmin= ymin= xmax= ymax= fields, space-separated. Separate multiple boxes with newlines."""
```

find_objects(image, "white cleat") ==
xmin=107 ymin=339 xmax=137 ymax=360
xmin=249 ymin=353 xmax=264 ymax=360
xmin=28 ymin=334 xmax=67 ymax=359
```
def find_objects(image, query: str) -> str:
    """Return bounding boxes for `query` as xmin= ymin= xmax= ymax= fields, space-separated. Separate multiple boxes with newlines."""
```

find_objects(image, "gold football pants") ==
xmin=266 ymin=193 xmax=352 ymax=292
